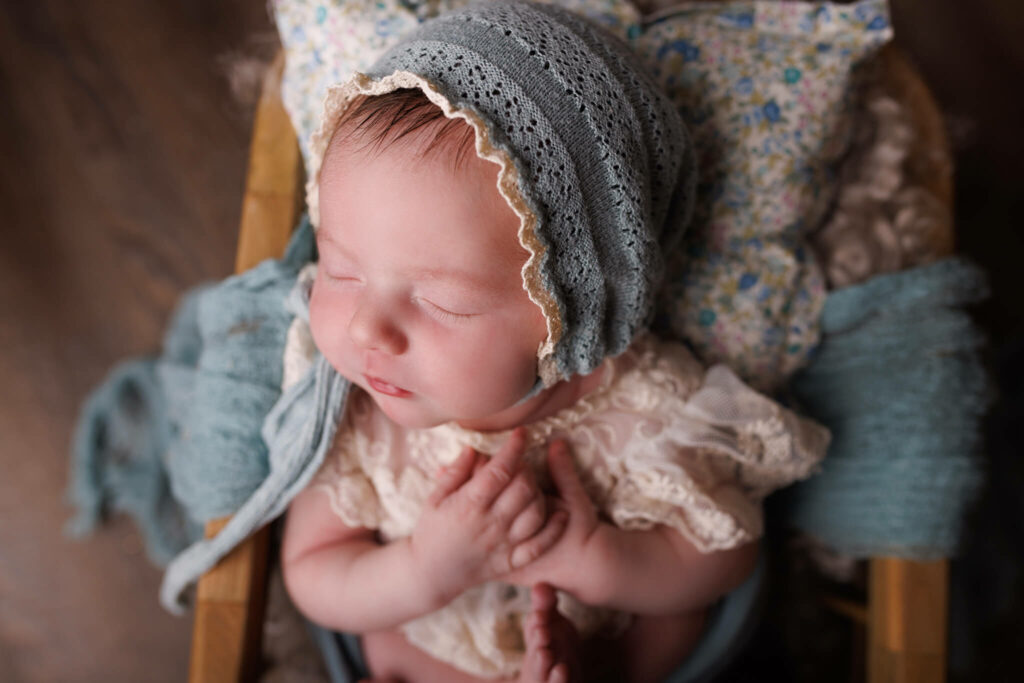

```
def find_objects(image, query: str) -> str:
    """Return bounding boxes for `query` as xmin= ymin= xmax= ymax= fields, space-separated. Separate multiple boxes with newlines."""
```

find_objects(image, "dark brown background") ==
xmin=0 ymin=1 xmax=1021 ymax=681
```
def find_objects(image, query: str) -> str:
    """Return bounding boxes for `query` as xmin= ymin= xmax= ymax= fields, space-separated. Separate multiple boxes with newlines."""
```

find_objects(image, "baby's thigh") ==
xmin=583 ymin=609 xmax=708 ymax=683
xmin=362 ymin=628 xmax=492 ymax=683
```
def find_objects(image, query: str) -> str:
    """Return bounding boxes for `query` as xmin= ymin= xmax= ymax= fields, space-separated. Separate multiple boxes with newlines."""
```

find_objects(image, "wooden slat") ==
xmin=189 ymin=518 xmax=271 ymax=683
xmin=868 ymin=558 xmax=949 ymax=683
xmin=866 ymin=45 xmax=955 ymax=683
xmin=188 ymin=50 xmax=302 ymax=683
xmin=234 ymin=52 xmax=304 ymax=273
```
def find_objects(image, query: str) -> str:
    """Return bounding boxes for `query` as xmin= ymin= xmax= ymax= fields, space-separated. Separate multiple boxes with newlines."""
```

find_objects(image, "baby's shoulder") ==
xmin=606 ymin=333 xmax=707 ymax=401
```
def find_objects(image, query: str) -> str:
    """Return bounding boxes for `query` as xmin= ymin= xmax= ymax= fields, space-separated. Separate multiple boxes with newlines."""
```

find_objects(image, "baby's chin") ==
xmin=361 ymin=388 xmax=455 ymax=430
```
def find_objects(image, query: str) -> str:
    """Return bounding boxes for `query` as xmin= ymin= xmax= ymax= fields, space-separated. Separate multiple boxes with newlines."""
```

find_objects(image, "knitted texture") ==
xmin=786 ymin=258 xmax=989 ymax=558
xmin=306 ymin=0 xmax=696 ymax=385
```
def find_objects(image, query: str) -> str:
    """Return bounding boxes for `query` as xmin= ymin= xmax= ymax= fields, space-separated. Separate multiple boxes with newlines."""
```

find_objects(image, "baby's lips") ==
xmin=364 ymin=374 xmax=413 ymax=397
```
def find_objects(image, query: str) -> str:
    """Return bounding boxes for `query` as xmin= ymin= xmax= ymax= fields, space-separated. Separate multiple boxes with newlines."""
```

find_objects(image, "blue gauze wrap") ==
xmin=67 ymin=219 xmax=313 ymax=611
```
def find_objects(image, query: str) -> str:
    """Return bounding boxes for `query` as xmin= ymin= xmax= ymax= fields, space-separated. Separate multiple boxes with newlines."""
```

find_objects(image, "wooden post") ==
xmin=188 ymin=51 xmax=302 ymax=683
xmin=868 ymin=558 xmax=949 ymax=683
xmin=864 ymin=45 xmax=955 ymax=683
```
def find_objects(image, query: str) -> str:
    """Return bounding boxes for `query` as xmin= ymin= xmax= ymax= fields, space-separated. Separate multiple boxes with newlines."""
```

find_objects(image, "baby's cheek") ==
xmin=461 ymin=333 xmax=537 ymax=401
xmin=307 ymin=289 xmax=329 ymax=349
xmin=308 ymin=286 xmax=350 ymax=360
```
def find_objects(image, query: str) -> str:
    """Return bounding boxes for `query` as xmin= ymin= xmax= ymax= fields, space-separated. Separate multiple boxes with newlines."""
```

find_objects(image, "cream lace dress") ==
xmin=284 ymin=327 xmax=829 ymax=678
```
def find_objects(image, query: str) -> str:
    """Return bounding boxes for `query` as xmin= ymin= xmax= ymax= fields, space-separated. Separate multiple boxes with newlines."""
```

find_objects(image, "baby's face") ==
xmin=310 ymin=136 xmax=547 ymax=431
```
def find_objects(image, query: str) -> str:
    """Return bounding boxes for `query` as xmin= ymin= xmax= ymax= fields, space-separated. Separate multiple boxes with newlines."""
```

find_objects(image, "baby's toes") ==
xmin=521 ymin=621 xmax=554 ymax=682
xmin=521 ymin=644 xmax=554 ymax=682
xmin=522 ymin=583 xmax=578 ymax=683
xmin=547 ymin=662 xmax=569 ymax=683
xmin=539 ymin=608 xmax=580 ymax=683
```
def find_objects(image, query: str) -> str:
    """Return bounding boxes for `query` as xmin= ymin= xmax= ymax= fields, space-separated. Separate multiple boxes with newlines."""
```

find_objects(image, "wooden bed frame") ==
xmin=186 ymin=41 xmax=955 ymax=683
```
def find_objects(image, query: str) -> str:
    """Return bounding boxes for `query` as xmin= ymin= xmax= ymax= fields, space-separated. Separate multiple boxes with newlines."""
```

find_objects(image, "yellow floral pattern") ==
xmin=635 ymin=0 xmax=892 ymax=390
xmin=271 ymin=0 xmax=892 ymax=392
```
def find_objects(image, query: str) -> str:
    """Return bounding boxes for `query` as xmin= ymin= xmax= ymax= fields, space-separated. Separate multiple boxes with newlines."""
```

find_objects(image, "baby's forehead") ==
xmin=320 ymin=90 xmax=478 ymax=178
xmin=317 ymin=125 xmax=527 ymax=272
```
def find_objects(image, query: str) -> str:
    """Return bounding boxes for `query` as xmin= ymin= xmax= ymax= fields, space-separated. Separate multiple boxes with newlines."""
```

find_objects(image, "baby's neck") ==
xmin=454 ymin=364 xmax=607 ymax=433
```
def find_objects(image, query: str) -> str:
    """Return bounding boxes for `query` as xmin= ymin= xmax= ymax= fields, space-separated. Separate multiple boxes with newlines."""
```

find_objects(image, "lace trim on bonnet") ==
xmin=305 ymin=71 xmax=563 ymax=385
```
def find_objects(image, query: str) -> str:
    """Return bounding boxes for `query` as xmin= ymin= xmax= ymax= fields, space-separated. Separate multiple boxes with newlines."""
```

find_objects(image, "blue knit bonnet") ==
xmin=306 ymin=0 xmax=696 ymax=385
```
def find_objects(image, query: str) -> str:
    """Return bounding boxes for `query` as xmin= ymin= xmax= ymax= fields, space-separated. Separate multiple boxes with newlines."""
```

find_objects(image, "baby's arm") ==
xmin=570 ymin=518 xmax=759 ymax=615
xmin=504 ymin=441 xmax=759 ymax=616
xmin=281 ymin=429 xmax=568 ymax=633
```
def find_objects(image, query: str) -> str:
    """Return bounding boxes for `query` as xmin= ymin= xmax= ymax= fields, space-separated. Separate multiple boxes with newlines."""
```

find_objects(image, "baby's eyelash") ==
xmin=323 ymin=272 xmax=358 ymax=285
xmin=418 ymin=298 xmax=475 ymax=323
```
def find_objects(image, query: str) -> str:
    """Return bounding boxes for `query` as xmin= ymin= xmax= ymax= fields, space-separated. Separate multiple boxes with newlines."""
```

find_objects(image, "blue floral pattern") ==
xmin=271 ymin=0 xmax=642 ymax=164
xmin=271 ymin=0 xmax=892 ymax=392
xmin=635 ymin=0 xmax=891 ymax=390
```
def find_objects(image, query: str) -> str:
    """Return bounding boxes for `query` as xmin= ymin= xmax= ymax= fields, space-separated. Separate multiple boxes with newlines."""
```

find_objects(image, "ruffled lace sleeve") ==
xmin=591 ymin=339 xmax=830 ymax=552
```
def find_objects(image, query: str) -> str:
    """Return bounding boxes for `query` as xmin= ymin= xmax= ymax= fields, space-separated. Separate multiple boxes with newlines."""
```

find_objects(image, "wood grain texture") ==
xmin=190 ymin=520 xmax=271 ymax=683
xmin=864 ymin=41 xmax=954 ymax=683
xmin=189 ymin=52 xmax=301 ymax=683
xmin=869 ymin=559 xmax=950 ymax=683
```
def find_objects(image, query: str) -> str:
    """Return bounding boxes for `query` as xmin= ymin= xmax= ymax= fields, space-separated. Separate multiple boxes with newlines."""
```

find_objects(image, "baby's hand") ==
xmin=501 ymin=440 xmax=600 ymax=591
xmin=409 ymin=428 xmax=568 ymax=605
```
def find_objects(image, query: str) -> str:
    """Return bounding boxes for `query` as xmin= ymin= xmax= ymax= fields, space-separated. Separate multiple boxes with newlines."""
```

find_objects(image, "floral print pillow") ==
xmin=635 ymin=0 xmax=892 ymax=390
xmin=271 ymin=0 xmax=892 ymax=392
xmin=271 ymin=0 xmax=642 ymax=164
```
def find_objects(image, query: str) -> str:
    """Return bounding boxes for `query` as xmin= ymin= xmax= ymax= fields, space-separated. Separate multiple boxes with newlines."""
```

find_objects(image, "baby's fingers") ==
xmin=509 ymin=510 xmax=568 ymax=569
xmin=465 ymin=427 xmax=526 ymax=507
xmin=427 ymin=446 xmax=477 ymax=506
xmin=506 ymin=493 xmax=546 ymax=545
xmin=547 ymin=440 xmax=588 ymax=507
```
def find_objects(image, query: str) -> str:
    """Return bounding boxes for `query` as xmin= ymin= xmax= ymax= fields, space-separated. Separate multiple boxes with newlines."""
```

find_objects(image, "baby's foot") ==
xmin=520 ymin=583 xmax=580 ymax=683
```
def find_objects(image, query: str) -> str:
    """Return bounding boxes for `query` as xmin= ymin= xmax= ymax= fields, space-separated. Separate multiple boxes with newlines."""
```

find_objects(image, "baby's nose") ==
xmin=347 ymin=299 xmax=407 ymax=355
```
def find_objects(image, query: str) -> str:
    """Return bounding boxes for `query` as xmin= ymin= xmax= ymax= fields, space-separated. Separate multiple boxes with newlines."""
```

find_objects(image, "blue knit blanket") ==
xmin=785 ymin=257 xmax=989 ymax=558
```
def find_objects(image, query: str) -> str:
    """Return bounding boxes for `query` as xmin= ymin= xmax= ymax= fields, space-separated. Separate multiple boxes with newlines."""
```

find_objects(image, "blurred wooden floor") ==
xmin=0 ymin=1 xmax=1021 ymax=682
xmin=0 ymin=1 xmax=274 ymax=681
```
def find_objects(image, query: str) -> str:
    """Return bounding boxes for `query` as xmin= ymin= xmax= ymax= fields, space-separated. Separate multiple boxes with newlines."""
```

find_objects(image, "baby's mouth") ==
xmin=364 ymin=374 xmax=413 ymax=398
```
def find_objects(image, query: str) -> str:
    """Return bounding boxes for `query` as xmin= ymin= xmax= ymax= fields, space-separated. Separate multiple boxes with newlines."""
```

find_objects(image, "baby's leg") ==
xmin=361 ymin=629 xmax=483 ymax=683
xmin=361 ymin=584 xmax=580 ymax=683
xmin=360 ymin=598 xmax=704 ymax=683
xmin=521 ymin=583 xmax=579 ymax=683
xmin=579 ymin=610 xmax=708 ymax=683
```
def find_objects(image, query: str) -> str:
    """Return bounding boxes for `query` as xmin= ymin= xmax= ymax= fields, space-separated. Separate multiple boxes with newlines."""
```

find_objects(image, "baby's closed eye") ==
xmin=414 ymin=296 xmax=478 ymax=323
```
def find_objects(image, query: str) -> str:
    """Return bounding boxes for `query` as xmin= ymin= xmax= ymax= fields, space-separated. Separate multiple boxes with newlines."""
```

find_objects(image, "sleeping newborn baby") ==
xmin=279 ymin=2 xmax=829 ymax=681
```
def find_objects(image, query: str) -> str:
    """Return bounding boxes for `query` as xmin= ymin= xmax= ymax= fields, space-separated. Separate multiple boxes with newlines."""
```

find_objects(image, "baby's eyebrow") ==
xmin=406 ymin=265 xmax=507 ymax=294
xmin=316 ymin=232 xmax=350 ymax=254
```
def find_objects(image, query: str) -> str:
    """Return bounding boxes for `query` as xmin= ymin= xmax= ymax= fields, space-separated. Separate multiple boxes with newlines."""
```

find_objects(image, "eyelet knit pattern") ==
xmin=306 ymin=0 xmax=696 ymax=385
